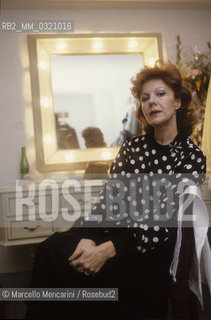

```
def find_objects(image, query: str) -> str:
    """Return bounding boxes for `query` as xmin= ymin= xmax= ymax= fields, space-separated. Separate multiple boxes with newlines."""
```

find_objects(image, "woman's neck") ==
xmin=154 ymin=127 xmax=178 ymax=146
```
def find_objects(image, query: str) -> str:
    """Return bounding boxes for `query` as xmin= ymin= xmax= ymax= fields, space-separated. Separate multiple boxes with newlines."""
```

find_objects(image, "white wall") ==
xmin=0 ymin=7 xmax=211 ymax=272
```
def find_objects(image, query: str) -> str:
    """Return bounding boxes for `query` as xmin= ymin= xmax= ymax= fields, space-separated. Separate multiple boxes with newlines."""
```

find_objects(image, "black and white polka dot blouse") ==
xmin=81 ymin=133 xmax=206 ymax=257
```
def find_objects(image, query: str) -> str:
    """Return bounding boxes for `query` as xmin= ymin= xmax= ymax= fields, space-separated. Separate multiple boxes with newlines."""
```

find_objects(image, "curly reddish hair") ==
xmin=131 ymin=62 xmax=198 ymax=136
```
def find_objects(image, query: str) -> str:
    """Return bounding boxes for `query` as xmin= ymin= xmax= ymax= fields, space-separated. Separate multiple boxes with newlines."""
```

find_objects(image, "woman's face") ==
xmin=140 ymin=79 xmax=181 ymax=130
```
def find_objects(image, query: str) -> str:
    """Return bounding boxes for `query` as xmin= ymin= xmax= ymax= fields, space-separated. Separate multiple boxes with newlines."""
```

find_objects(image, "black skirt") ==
xmin=26 ymin=227 xmax=175 ymax=320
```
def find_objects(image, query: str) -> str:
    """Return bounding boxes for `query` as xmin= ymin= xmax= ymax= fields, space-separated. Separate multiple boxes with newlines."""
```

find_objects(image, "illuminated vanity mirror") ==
xmin=28 ymin=33 xmax=162 ymax=173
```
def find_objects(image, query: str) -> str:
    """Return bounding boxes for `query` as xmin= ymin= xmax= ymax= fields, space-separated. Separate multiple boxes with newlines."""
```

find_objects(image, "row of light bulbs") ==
xmin=39 ymin=38 xmax=142 ymax=69
xmin=55 ymin=39 xmax=140 ymax=51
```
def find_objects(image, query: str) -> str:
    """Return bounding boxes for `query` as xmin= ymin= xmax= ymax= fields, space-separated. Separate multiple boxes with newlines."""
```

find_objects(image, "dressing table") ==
xmin=0 ymin=179 xmax=104 ymax=246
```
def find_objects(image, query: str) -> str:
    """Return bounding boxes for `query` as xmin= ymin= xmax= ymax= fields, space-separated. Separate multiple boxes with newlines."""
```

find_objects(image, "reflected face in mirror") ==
xmin=51 ymin=54 xmax=144 ymax=150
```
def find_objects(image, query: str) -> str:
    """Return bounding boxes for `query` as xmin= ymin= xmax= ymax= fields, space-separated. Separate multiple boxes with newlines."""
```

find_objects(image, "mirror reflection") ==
xmin=51 ymin=54 xmax=143 ymax=149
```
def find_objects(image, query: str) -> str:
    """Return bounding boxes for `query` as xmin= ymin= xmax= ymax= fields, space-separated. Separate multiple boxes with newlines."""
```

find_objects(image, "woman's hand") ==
xmin=70 ymin=238 xmax=96 ymax=256
xmin=68 ymin=240 xmax=116 ymax=275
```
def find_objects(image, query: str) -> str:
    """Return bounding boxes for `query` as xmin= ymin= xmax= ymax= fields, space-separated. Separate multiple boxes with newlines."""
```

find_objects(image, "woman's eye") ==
xmin=141 ymin=96 xmax=148 ymax=102
xmin=157 ymin=91 xmax=165 ymax=97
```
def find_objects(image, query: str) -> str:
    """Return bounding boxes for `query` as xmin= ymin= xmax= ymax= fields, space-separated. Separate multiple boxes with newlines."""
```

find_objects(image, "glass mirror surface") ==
xmin=51 ymin=54 xmax=143 ymax=150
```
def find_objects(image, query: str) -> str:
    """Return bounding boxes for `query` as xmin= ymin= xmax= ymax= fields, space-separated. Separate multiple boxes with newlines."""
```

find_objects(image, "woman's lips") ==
xmin=150 ymin=110 xmax=161 ymax=115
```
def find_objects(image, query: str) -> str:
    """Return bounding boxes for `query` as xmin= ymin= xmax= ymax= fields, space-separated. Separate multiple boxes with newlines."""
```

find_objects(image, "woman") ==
xmin=26 ymin=63 xmax=206 ymax=319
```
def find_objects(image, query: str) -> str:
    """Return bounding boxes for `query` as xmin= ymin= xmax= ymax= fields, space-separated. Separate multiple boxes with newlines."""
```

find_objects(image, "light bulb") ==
xmin=148 ymin=57 xmax=157 ymax=67
xmin=101 ymin=151 xmax=112 ymax=160
xmin=128 ymin=40 xmax=138 ymax=49
xmin=92 ymin=41 xmax=103 ymax=50
xmin=41 ymin=97 xmax=50 ymax=108
xmin=39 ymin=60 xmax=47 ymax=70
xmin=56 ymin=42 xmax=67 ymax=50
xmin=65 ymin=153 xmax=76 ymax=162
xmin=44 ymin=134 xmax=52 ymax=144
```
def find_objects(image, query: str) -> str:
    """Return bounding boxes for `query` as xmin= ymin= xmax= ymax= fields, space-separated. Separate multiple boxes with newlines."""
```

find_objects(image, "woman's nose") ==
xmin=149 ymin=94 xmax=156 ymax=105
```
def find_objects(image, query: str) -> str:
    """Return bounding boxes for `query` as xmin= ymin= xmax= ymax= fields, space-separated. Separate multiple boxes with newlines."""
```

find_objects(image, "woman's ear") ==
xmin=175 ymin=99 xmax=181 ymax=110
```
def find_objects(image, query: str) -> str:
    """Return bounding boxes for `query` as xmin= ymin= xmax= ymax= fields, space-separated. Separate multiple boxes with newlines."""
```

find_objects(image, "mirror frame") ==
xmin=28 ymin=33 xmax=163 ymax=173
